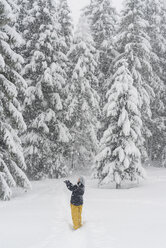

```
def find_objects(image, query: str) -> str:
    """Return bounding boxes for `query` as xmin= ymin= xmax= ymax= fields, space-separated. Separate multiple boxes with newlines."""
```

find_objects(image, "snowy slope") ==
xmin=0 ymin=167 xmax=166 ymax=248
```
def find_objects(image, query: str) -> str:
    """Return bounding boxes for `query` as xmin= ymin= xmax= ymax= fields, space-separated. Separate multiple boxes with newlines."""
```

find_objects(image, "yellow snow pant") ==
xmin=70 ymin=204 xmax=83 ymax=230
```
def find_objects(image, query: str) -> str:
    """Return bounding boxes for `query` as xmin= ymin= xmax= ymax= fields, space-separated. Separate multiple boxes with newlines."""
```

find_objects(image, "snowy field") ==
xmin=0 ymin=167 xmax=166 ymax=248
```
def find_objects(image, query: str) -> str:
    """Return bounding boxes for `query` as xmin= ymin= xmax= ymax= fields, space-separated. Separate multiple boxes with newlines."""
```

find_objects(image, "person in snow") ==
xmin=64 ymin=176 xmax=85 ymax=230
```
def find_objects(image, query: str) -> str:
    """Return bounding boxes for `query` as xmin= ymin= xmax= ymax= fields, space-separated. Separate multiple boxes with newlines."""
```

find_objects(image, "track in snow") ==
xmin=0 ymin=168 xmax=166 ymax=248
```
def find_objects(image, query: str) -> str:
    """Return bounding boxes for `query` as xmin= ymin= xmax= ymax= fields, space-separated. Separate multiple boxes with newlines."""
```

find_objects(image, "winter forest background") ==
xmin=0 ymin=0 xmax=166 ymax=200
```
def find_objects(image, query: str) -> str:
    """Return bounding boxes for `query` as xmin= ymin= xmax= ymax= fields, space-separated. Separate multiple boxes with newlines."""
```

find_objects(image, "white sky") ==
xmin=68 ymin=0 xmax=123 ymax=24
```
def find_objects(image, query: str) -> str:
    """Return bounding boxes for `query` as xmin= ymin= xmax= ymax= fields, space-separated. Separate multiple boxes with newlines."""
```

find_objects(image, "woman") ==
xmin=64 ymin=176 xmax=85 ymax=230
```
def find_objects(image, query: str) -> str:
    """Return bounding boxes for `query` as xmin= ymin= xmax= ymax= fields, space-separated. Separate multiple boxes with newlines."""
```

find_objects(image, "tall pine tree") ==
xmin=57 ymin=0 xmax=73 ymax=87
xmin=66 ymin=25 xmax=100 ymax=168
xmin=0 ymin=0 xmax=31 ymax=200
xmin=57 ymin=0 xmax=73 ymax=54
xmin=84 ymin=0 xmax=118 ymax=107
xmin=22 ymin=0 xmax=71 ymax=179
xmin=159 ymin=0 xmax=166 ymax=166
xmin=94 ymin=0 xmax=154 ymax=185
xmin=94 ymin=59 xmax=145 ymax=188
xmin=115 ymin=0 xmax=154 ymax=161
xmin=144 ymin=0 xmax=166 ymax=161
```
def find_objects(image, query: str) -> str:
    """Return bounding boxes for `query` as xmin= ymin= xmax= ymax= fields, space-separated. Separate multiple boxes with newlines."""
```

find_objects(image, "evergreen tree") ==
xmin=22 ymin=0 xmax=71 ymax=179
xmin=84 ymin=0 xmax=118 ymax=106
xmin=94 ymin=0 xmax=155 ymax=185
xmin=0 ymin=0 xmax=31 ymax=200
xmin=66 ymin=26 xmax=100 ymax=168
xmin=160 ymin=0 xmax=166 ymax=85
xmin=57 ymin=0 xmax=73 ymax=54
xmin=159 ymin=0 xmax=166 ymax=166
xmin=76 ymin=12 xmax=92 ymax=43
xmin=15 ymin=0 xmax=28 ymax=34
xmin=115 ymin=0 xmax=154 ymax=161
xmin=144 ymin=0 xmax=166 ymax=161
xmin=94 ymin=60 xmax=145 ymax=188
xmin=57 ymin=0 xmax=73 ymax=90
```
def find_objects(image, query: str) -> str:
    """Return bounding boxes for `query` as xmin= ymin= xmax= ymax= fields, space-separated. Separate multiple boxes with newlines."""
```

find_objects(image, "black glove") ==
xmin=64 ymin=180 xmax=69 ymax=184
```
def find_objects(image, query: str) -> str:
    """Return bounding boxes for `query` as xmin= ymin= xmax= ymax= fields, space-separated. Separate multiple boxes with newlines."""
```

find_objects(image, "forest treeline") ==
xmin=0 ymin=0 xmax=166 ymax=199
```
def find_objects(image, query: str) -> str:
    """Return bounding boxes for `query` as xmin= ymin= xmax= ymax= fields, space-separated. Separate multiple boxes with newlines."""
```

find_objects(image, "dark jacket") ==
xmin=65 ymin=181 xmax=85 ymax=206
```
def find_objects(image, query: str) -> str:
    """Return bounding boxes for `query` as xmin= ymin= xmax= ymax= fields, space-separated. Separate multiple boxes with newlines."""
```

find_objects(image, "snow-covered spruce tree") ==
xmin=57 ymin=0 xmax=73 ymax=55
xmin=114 ymin=0 xmax=155 ymax=162
xmin=95 ymin=60 xmax=145 ymax=188
xmin=160 ymin=0 xmax=166 ymax=166
xmin=144 ymin=0 xmax=166 ymax=161
xmin=76 ymin=12 xmax=92 ymax=46
xmin=160 ymin=0 xmax=166 ymax=85
xmin=22 ymin=0 xmax=71 ymax=179
xmin=15 ymin=0 xmax=29 ymax=53
xmin=84 ymin=0 xmax=118 ymax=107
xmin=66 ymin=25 xmax=100 ymax=168
xmin=0 ymin=0 xmax=31 ymax=200
xmin=1 ymin=0 xmax=28 ymax=104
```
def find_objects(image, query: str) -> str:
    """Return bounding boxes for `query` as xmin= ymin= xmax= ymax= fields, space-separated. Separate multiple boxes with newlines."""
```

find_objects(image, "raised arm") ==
xmin=64 ymin=180 xmax=78 ymax=191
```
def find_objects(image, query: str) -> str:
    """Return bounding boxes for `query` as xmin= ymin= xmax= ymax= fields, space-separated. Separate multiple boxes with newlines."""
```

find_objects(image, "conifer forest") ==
xmin=0 ymin=0 xmax=166 ymax=199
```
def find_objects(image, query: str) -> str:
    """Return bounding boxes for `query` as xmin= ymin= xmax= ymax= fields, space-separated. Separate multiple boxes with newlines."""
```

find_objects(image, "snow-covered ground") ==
xmin=0 ymin=167 xmax=166 ymax=248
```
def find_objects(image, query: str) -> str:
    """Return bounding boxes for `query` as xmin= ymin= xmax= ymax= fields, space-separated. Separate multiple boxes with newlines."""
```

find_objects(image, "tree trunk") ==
xmin=71 ymin=150 xmax=74 ymax=169
xmin=116 ymin=183 xmax=121 ymax=189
